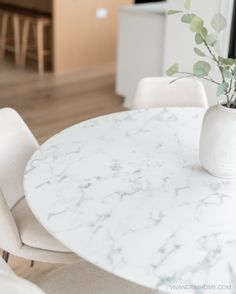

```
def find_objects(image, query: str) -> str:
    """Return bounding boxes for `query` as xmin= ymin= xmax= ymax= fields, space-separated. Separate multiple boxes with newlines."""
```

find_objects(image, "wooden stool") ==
xmin=21 ymin=14 xmax=51 ymax=74
xmin=0 ymin=9 xmax=21 ymax=65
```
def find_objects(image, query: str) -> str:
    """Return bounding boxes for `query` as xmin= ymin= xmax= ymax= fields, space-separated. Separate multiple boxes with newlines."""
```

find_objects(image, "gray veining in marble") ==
xmin=24 ymin=108 xmax=236 ymax=294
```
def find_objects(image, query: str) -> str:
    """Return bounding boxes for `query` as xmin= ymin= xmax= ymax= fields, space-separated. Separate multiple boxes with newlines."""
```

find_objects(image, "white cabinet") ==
xmin=116 ymin=3 xmax=167 ymax=108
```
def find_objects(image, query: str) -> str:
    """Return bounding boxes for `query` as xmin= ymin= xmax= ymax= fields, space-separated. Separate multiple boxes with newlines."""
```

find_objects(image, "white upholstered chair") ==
xmin=0 ymin=108 xmax=80 ymax=264
xmin=133 ymin=77 xmax=208 ymax=109
xmin=0 ymin=257 xmax=45 ymax=294
xmin=0 ymin=257 xmax=157 ymax=294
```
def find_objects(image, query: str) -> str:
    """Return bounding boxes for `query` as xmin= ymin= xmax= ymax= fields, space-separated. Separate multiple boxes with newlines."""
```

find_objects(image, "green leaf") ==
xmin=218 ymin=56 xmax=225 ymax=63
xmin=195 ymin=33 xmax=204 ymax=45
xmin=216 ymin=82 xmax=229 ymax=96
xmin=213 ymin=41 xmax=221 ymax=55
xmin=223 ymin=68 xmax=232 ymax=79
xmin=167 ymin=10 xmax=183 ymax=15
xmin=194 ymin=48 xmax=206 ymax=57
xmin=184 ymin=0 xmax=192 ymax=10
xmin=211 ymin=13 xmax=227 ymax=32
xmin=219 ymin=56 xmax=236 ymax=66
xmin=193 ymin=61 xmax=211 ymax=77
xmin=181 ymin=14 xmax=195 ymax=24
xmin=206 ymin=34 xmax=217 ymax=46
xmin=225 ymin=58 xmax=236 ymax=65
xmin=201 ymin=27 xmax=208 ymax=38
xmin=166 ymin=64 xmax=179 ymax=76
xmin=190 ymin=16 xmax=204 ymax=33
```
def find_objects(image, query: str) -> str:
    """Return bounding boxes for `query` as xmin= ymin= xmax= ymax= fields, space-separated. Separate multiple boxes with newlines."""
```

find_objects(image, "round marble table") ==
xmin=24 ymin=108 xmax=236 ymax=294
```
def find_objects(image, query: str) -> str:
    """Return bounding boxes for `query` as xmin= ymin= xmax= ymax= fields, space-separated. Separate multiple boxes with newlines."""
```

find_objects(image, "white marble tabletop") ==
xmin=24 ymin=108 xmax=236 ymax=294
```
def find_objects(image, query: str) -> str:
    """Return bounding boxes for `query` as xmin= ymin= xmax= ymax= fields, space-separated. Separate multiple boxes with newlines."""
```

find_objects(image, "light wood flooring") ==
xmin=0 ymin=61 xmax=125 ymax=283
xmin=0 ymin=61 xmax=124 ymax=143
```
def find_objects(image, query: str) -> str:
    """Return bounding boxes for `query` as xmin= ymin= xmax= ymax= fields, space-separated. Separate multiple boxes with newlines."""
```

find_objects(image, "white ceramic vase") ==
xmin=199 ymin=101 xmax=236 ymax=178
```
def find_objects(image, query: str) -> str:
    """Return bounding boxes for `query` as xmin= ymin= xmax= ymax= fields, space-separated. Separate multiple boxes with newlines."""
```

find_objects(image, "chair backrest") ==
xmin=0 ymin=108 xmax=39 ymax=209
xmin=132 ymin=77 xmax=208 ymax=109
xmin=0 ymin=257 xmax=45 ymax=294
xmin=0 ymin=189 xmax=22 ymax=253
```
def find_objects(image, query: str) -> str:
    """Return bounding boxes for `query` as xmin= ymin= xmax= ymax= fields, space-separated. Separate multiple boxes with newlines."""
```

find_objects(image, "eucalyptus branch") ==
xmin=233 ymin=83 xmax=236 ymax=107
xmin=166 ymin=1 xmax=235 ymax=107
xmin=177 ymin=71 xmax=220 ymax=85
xmin=229 ymin=94 xmax=235 ymax=104
xmin=206 ymin=76 xmax=221 ymax=85
xmin=227 ymin=77 xmax=233 ymax=95
xmin=229 ymin=77 xmax=233 ymax=92
xmin=200 ymin=35 xmax=218 ymax=63
xmin=226 ymin=94 xmax=230 ymax=107
xmin=169 ymin=74 xmax=193 ymax=83
xmin=228 ymin=87 xmax=236 ymax=107
xmin=200 ymin=32 xmax=227 ymax=87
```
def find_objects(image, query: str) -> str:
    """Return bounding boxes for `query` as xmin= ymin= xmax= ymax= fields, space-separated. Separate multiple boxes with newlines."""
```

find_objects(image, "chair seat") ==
xmin=0 ymin=271 xmax=45 ymax=294
xmin=12 ymin=198 xmax=70 ymax=253
xmin=0 ymin=257 xmax=14 ymax=274
xmin=37 ymin=261 xmax=156 ymax=294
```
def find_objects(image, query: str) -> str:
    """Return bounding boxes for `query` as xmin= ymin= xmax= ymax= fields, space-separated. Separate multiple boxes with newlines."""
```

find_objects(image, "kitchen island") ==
xmin=0 ymin=0 xmax=132 ymax=74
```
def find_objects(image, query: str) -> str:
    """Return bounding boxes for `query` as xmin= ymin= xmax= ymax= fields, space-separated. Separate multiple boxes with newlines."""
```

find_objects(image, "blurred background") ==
xmin=0 ymin=0 xmax=235 ymax=143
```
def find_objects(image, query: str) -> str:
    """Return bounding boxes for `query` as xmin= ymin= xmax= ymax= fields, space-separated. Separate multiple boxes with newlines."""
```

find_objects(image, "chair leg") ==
xmin=21 ymin=18 xmax=30 ymax=66
xmin=2 ymin=251 xmax=10 ymax=263
xmin=36 ymin=20 xmax=44 ymax=74
xmin=13 ymin=14 xmax=21 ymax=65
xmin=30 ymin=260 xmax=34 ymax=267
xmin=0 ymin=13 xmax=9 ymax=59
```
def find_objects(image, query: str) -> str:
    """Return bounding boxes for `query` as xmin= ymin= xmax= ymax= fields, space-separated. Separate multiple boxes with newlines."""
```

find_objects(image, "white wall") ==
xmin=163 ymin=0 xmax=234 ymax=106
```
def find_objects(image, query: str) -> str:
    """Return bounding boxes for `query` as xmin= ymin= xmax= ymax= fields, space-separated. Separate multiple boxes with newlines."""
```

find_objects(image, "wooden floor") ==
xmin=0 ymin=61 xmax=124 ymax=143
xmin=0 ymin=60 xmax=125 ymax=283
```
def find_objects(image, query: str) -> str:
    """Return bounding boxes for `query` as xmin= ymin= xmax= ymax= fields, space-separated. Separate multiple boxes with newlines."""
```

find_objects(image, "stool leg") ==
xmin=30 ymin=260 xmax=34 ymax=268
xmin=21 ymin=18 xmax=30 ymax=67
xmin=2 ymin=251 xmax=10 ymax=263
xmin=13 ymin=15 xmax=21 ymax=65
xmin=36 ymin=21 xmax=44 ymax=74
xmin=0 ymin=13 xmax=9 ymax=59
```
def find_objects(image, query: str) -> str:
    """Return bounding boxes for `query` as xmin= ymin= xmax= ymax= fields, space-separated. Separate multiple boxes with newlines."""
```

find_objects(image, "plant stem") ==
xmin=228 ymin=77 xmax=233 ymax=94
xmin=233 ymin=83 xmax=236 ymax=107
xmin=178 ymin=71 xmax=220 ymax=85
xmin=229 ymin=94 xmax=235 ymax=104
xmin=199 ymin=33 xmax=230 ymax=106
